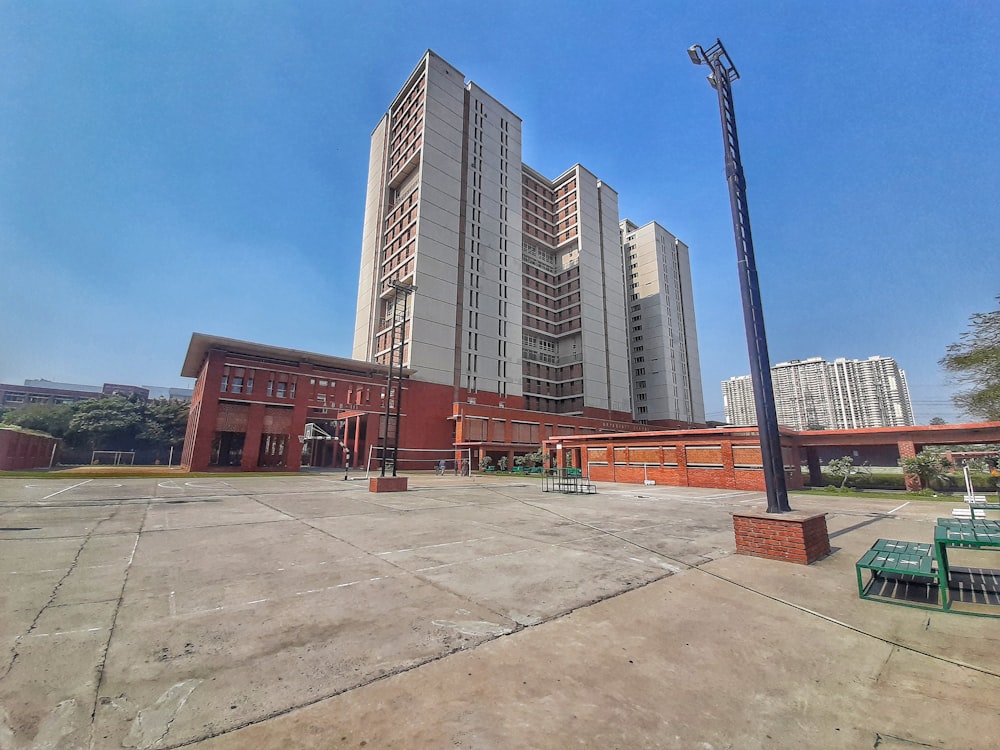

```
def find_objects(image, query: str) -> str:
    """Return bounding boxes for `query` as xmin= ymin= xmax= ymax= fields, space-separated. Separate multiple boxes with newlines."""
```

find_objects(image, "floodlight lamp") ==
xmin=687 ymin=46 xmax=704 ymax=65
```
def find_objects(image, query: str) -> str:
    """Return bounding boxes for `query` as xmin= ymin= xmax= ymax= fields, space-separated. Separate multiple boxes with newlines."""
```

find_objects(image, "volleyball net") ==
xmin=365 ymin=446 xmax=473 ymax=478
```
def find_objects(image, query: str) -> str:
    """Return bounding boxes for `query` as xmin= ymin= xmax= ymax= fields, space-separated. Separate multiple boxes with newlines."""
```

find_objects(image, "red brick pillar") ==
xmin=733 ymin=512 xmax=831 ymax=564
xmin=720 ymin=440 xmax=736 ymax=491
xmin=805 ymin=447 xmax=822 ymax=486
xmin=677 ymin=444 xmax=689 ymax=486
xmin=241 ymin=402 xmax=266 ymax=471
xmin=898 ymin=440 xmax=921 ymax=491
xmin=351 ymin=415 xmax=361 ymax=469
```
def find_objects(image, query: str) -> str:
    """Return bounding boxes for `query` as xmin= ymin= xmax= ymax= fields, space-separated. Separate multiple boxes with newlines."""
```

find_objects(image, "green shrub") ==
xmin=818 ymin=471 xmax=906 ymax=490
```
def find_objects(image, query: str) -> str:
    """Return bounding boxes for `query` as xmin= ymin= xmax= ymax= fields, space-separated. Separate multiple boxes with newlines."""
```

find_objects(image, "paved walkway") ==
xmin=1 ymin=474 xmax=997 ymax=749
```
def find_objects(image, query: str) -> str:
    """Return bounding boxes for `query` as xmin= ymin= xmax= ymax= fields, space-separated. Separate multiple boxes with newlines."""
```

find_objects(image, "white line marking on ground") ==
xmin=415 ymin=547 xmax=534 ymax=573
xmin=169 ymin=591 xmax=176 ymax=617
xmin=888 ymin=501 xmax=910 ymax=514
xmin=175 ymin=576 xmax=392 ymax=616
xmin=41 ymin=479 xmax=92 ymax=500
xmin=375 ymin=536 xmax=497 ymax=556
xmin=30 ymin=627 xmax=105 ymax=638
xmin=126 ymin=533 xmax=140 ymax=566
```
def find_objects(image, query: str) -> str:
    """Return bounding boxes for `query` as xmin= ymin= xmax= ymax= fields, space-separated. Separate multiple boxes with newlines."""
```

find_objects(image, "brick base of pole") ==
xmin=369 ymin=476 xmax=408 ymax=493
xmin=732 ymin=511 xmax=831 ymax=565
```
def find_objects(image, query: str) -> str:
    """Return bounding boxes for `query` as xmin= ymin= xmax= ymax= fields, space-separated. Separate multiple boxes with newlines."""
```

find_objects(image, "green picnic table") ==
xmin=856 ymin=539 xmax=937 ymax=602
xmin=934 ymin=518 xmax=1000 ymax=611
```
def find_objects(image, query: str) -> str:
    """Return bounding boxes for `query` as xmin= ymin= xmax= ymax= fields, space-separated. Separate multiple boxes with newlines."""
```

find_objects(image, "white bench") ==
xmin=952 ymin=506 xmax=988 ymax=519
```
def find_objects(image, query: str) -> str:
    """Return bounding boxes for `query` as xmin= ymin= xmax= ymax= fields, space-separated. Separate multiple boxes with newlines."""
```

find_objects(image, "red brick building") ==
xmin=542 ymin=422 xmax=1000 ymax=492
xmin=542 ymin=427 xmax=804 ymax=492
xmin=179 ymin=334 xmax=653 ymax=473
xmin=180 ymin=334 xmax=1000 ymax=493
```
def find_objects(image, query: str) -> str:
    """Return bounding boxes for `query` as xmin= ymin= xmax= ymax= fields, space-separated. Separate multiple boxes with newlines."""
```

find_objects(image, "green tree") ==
xmin=496 ymin=455 xmax=509 ymax=472
xmin=139 ymin=399 xmax=189 ymax=448
xmin=940 ymin=296 xmax=1000 ymax=421
xmin=826 ymin=456 xmax=868 ymax=489
xmin=929 ymin=417 xmax=947 ymax=426
xmin=68 ymin=396 xmax=145 ymax=450
xmin=826 ymin=456 xmax=870 ymax=489
xmin=899 ymin=451 xmax=953 ymax=492
xmin=2 ymin=402 xmax=77 ymax=439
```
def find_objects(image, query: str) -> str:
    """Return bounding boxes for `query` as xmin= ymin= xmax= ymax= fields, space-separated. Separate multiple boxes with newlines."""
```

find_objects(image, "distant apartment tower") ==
xmin=830 ymin=356 xmax=914 ymax=428
xmin=722 ymin=356 xmax=914 ymax=429
xmin=353 ymin=50 xmax=631 ymax=417
xmin=722 ymin=375 xmax=756 ymax=425
xmin=621 ymin=219 xmax=704 ymax=424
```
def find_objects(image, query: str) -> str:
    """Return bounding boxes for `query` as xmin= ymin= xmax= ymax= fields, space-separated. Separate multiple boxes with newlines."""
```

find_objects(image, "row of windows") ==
xmin=221 ymin=368 xmax=296 ymax=400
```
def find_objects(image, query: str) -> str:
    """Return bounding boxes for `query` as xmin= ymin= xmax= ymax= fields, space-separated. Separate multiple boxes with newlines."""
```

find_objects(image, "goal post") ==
xmin=364 ymin=446 xmax=473 ymax=478
xmin=91 ymin=450 xmax=136 ymax=466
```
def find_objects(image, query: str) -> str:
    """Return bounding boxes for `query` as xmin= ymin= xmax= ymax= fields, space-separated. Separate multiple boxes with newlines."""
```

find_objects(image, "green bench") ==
xmin=856 ymin=539 xmax=939 ymax=608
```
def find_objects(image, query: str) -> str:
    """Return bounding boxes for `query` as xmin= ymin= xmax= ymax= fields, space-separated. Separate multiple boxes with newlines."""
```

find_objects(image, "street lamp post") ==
xmin=688 ymin=39 xmax=791 ymax=513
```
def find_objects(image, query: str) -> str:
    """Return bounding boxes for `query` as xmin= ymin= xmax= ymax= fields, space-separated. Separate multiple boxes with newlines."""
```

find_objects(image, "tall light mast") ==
xmin=688 ymin=39 xmax=791 ymax=513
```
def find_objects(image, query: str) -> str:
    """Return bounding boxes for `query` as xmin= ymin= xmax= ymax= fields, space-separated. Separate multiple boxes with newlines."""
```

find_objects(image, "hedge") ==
xmin=815 ymin=471 xmax=1000 ymax=492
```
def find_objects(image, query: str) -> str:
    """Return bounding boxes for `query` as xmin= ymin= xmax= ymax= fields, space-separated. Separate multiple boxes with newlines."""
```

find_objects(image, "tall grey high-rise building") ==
xmin=621 ymin=219 xmax=704 ymax=424
xmin=353 ymin=51 xmax=643 ymax=418
xmin=722 ymin=356 xmax=914 ymax=429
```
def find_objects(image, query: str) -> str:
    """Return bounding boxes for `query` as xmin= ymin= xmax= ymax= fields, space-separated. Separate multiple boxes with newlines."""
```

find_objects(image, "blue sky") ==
xmin=2 ymin=1 xmax=998 ymax=423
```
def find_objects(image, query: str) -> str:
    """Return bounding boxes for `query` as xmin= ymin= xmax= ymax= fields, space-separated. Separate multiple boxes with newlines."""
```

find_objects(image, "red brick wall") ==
xmin=563 ymin=430 xmax=804 ymax=492
xmin=0 ymin=429 xmax=59 ymax=471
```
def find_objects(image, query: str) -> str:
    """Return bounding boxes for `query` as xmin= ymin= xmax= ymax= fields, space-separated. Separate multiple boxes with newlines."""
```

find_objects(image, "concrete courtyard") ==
xmin=1 ymin=473 xmax=998 ymax=749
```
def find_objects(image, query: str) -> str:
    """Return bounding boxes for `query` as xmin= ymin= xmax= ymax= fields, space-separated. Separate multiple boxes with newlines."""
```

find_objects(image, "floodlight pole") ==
xmin=379 ymin=280 xmax=415 ymax=478
xmin=688 ymin=39 xmax=791 ymax=513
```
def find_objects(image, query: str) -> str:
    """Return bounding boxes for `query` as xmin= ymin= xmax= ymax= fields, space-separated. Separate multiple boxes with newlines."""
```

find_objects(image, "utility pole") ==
xmin=688 ymin=39 xmax=791 ymax=513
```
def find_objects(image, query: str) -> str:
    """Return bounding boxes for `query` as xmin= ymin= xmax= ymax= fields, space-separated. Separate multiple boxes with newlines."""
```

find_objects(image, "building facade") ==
xmin=179 ymin=52 xmax=711 ymax=474
xmin=722 ymin=355 xmax=915 ymax=429
xmin=621 ymin=219 xmax=704 ymax=425
xmin=353 ymin=50 xmax=633 ymax=420
xmin=179 ymin=334 xmax=656 ymax=473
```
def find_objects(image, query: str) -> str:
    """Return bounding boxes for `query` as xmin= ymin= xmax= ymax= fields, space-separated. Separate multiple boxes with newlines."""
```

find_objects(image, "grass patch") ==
xmin=796 ymin=485 xmax=994 ymax=502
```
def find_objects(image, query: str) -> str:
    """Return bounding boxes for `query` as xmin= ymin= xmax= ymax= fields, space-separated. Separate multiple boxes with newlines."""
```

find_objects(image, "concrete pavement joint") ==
xmin=1 ymin=506 xmax=119 ymax=680
xmin=247 ymin=494 xmax=519 ymax=629
xmin=506 ymin=488 xmax=1000 ymax=679
xmin=88 ymin=504 xmax=148 ymax=738
xmin=701 ymin=567 xmax=1000 ymax=680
